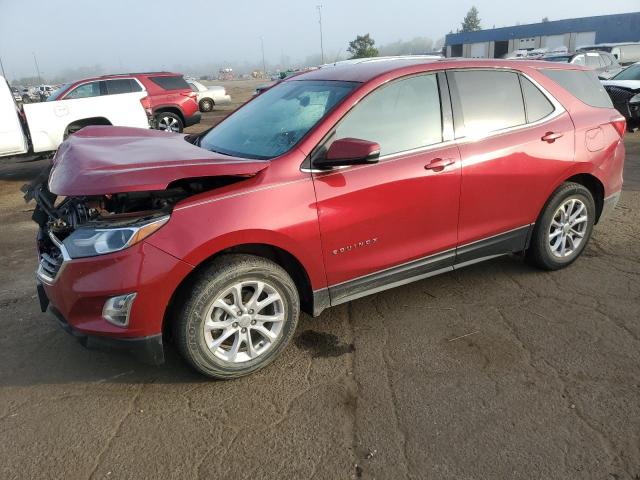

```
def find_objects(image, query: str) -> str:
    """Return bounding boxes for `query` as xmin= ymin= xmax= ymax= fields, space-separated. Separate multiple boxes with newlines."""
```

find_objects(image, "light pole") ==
xmin=260 ymin=36 xmax=266 ymax=76
xmin=32 ymin=52 xmax=42 ymax=85
xmin=316 ymin=5 xmax=325 ymax=64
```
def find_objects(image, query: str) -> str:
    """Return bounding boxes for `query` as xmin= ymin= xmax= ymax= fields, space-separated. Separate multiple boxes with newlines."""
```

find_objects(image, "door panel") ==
xmin=447 ymin=69 xmax=575 ymax=246
xmin=312 ymin=73 xmax=461 ymax=294
xmin=314 ymin=145 xmax=461 ymax=288
xmin=456 ymin=111 xmax=575 ymax=245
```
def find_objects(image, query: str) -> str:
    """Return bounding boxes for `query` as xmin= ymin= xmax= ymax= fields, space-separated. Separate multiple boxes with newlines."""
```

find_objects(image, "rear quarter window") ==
xmin=149 ymin=75 xmax=190 ymax=91
xmin=540 ymin=69 xmax=613 ymax=108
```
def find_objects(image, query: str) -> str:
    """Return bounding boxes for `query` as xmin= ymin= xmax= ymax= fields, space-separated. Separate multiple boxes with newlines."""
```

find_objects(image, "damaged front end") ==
xmin=24 ymin=168 xmax=245 ymax=284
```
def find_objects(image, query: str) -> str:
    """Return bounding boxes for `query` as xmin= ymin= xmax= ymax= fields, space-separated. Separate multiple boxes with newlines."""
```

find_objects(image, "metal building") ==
xmin=445 ymin=12 xmax=640 ymax=58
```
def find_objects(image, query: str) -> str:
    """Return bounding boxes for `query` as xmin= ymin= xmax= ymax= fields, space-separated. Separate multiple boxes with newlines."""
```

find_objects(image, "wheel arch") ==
xmin=163 ymin=242 xmax=315 ymax=337
xmin=65 ymin=116 xmax=112 ymax=136
xmin=153 ymin=106 xmax=185 ymax=123
xmin=564 ymin=173 xmax=605 ymax=223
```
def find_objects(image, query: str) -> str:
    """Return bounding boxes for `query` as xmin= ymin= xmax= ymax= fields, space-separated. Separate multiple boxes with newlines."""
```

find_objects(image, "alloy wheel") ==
xmin=548 ymin=198 xmax=588 ymax=258
xmin=203 ymin=280 xmax=285 ymax=363
xmin=157 ymin=116 xmax=180 ymax=132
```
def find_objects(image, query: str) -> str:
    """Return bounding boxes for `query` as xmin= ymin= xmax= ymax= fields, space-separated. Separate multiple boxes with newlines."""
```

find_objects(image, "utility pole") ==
xmin=317 ymin=5 xmax=325 ymax=64
xmin=260 ymin=36 xmax=266 ymax=76
xmin=32 ymin=52 xmax=42 ymax=85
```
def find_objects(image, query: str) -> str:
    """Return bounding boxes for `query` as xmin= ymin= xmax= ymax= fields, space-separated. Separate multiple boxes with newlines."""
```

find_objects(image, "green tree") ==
xmin=347 ymin=34 xmax=379 ymax=59
xmin=541 ymin=16 xmax=550 ymax=22
xmin=461 ymin=6 xmax=481 ymax=32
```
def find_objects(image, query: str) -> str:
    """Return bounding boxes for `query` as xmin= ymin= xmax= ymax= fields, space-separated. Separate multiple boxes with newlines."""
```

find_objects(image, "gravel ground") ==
xmin=0 ymin=98 xmax=638 ymax=479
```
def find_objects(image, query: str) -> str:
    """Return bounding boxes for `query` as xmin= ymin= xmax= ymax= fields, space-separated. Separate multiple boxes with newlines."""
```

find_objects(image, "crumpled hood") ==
xmin=48 ymin=126 xmax=269 ymax=196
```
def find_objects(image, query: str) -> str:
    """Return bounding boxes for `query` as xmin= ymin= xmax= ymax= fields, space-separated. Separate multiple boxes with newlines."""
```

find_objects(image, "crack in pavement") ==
xmin=495 ymin=307 xmax=634 ymax=479
xmin=87 ymin=383 xmax=144 ymax=479
xmin=375 ymin=295 xmax=412 ymax=479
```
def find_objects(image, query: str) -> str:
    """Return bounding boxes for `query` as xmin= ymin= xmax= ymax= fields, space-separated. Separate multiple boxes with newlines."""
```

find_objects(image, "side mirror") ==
xmin=313 ymin=138 xmax=380 ymax=169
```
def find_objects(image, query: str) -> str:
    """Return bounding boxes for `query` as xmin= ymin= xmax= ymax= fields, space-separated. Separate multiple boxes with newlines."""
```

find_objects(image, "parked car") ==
xmin=0 ymin=75 xmax=150 ymax=158
xmin=29 ymin=58 xmax=625 ymax=378
xmin=578 ymin=43 xmax=640 ymax=66
xmin=11 ymin=86 xmax=21 ymax=102
xmin=187 ymin=80 xmax=231 ymax=112
xmin=37 ymin=85 xmax=55 ymax=101
xmin=542 ymin=51 xmax=623 ymax=79
xmin=21 ymin=87 xmax=39 ymax=103
xmin=49 ymin=72 xmax=200 ymax=133
xmin=602 ymin=62 xmax=640 ymax=131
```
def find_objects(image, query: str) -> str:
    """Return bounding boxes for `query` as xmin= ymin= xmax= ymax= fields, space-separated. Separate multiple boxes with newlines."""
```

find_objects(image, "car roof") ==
xmin=290 ymin=57 xmax=587 ymax=83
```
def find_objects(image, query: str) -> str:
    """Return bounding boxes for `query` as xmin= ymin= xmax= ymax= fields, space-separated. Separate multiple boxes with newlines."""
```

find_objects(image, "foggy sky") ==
xmin=0 ymin=0 xmax=638 ymax=80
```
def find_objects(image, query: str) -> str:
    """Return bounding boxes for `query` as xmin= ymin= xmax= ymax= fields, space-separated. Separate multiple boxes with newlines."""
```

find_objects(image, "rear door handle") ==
xmin=541 ymin=131 xmax=563 ymax=143
xmin=425 ymin=157 xmax=455 ymax=172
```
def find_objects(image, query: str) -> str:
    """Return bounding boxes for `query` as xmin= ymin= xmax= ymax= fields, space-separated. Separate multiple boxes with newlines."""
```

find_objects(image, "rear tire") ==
xmin=526 ymin=182 xmax=595 ymax=270
xmin=174 ymin=254 xmax=300 ymax=379
xmin=199 ymin=98 xmax=214 ymax=112
xmin=154 ymin=112 xmax=184 ymax=133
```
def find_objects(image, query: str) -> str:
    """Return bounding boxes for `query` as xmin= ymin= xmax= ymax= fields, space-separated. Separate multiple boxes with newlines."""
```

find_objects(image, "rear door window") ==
xmin=334 ymin=74 xmax=442 ymax=156
xmin=149 ymin=75 xmax=190 ymax=91
xmin=105 ymin=79 xmax=141 ymax=95
xmin=540 ymin=69 xmax=613 ymax=108
xmin=448 ymin=70 xmax=526 ymax=137
xmin=520 ymin=76 xmax=554 ymax=123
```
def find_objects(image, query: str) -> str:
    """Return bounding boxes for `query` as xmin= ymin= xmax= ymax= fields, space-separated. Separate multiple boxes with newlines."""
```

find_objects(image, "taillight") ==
xmin=180 ymin=91 xmax=197 ymax=99
xmin=610 ymin=115 xmax=627 ymax=138
xmin=139 ymin=96 xmax=152 ymax=115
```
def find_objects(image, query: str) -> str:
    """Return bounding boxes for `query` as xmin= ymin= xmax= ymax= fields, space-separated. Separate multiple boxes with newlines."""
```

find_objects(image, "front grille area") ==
xmin=38 ymin=249 xmax=63 ymax=282
xmin=604 ymin=86 xmax=634 ymax=116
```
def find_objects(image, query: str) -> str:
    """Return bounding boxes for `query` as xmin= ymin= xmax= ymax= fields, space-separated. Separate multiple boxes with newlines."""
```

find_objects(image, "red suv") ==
xmin=31 ymin=58 xmax=625 ymax=378
xmin=49 ymin=72 xmax=200 ymax=133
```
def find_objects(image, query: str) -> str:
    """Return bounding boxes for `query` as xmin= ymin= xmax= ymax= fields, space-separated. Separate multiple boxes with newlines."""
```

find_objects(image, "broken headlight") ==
xmin=62 ymin=215 xmax=169 ymax=258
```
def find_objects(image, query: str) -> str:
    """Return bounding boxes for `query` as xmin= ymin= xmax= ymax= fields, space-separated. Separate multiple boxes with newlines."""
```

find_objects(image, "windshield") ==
xmin=199 ymin=80 xmax=358 ymax=159
xmin=47 ymin=83 xmax=71 ymax=101
xmin=612 ymin=64 xmax=640 ymax=81
xmin=543 ymin=56 xmax=571 ymax=63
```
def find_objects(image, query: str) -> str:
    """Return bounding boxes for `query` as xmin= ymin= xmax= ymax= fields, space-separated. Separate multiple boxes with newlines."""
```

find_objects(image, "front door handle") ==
xmin=541 ymin=131 xmax=563 ymax=143
xmin=425 ymin=157 xmax=455 ymax=172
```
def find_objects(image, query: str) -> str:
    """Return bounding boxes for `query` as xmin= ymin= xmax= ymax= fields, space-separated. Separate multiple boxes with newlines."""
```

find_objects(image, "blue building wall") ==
xmin=445 ymin=12 xmax=640 ymax=46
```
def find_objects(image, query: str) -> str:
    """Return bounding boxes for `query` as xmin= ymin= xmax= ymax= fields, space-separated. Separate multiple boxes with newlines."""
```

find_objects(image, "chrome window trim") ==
xmin=302 ymin=67 xmax=566 ymax=174
xmin=301 ymin=70 xmax=447 ymax=174
xmin=447 ymin=68 xmax=566 ymax=143
xmin=63 ymin=77 xmax=146 ymax=99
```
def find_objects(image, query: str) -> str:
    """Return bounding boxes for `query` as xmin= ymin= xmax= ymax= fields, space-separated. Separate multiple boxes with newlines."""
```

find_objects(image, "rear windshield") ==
xmin=149 ymin=75 xmax=190 ymax=91
xmin=540 ymin=69 xmax=613 ymax=108
xmin=612 ymin=64 xmax=640 ymax=81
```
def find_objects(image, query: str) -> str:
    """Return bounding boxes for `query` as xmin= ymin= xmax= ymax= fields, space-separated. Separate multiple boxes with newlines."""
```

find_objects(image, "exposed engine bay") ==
xmin=24 ymin=165 xmax=246 ymax=272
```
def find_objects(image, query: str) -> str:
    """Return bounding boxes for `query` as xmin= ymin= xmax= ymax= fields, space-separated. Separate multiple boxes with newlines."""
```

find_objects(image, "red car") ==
xmin=31 ymin=58 xmax=625 ymax=378
xmin=48 ymin=72 xmax=200 ymax=133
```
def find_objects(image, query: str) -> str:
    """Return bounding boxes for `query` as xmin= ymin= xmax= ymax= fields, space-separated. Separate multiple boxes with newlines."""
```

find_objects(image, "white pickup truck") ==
xmin=1 ymin=76 xmax=150 ymax=158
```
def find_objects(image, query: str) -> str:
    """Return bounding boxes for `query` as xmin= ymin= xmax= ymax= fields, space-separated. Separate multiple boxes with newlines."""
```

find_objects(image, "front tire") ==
xmin=199 ymin=98 xmax=214 ymax=112
xmin=154 ymin=112 xmax=184 ymax=133
xmin=527 ymin=182 xmax=595 ymax=270
xmin=174 ymin=255 xmax=300 ymax=379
